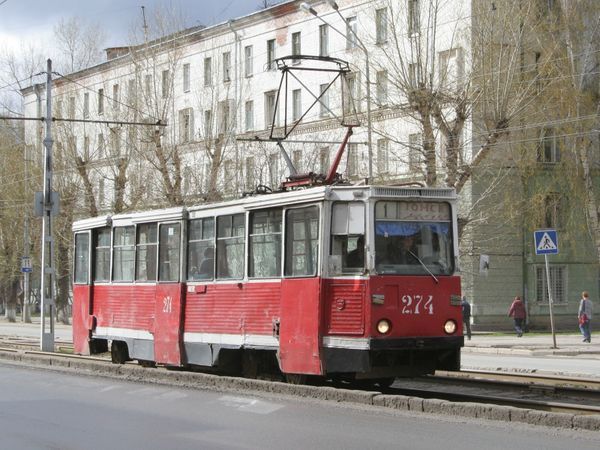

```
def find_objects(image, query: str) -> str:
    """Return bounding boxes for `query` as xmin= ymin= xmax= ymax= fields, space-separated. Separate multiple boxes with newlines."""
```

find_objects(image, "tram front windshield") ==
xmin=374 ymin=201 xmax=454 ymax=276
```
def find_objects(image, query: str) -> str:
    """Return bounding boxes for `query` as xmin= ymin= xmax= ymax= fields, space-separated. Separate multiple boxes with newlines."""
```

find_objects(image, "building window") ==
xmin=346 ymin=16 xmax=357 ymax=49
xmin=223 ymin=51 xmax=231 ymax=82
xmin=319 ymin=146 xmax=330 ymax=173
xmin=292 ymin=31 xmax=301 ymax=64
xmin=439 ymin=48 xmax=463 ymax=90
xmin=179 ymin=107 xmax=194 ymax=143
xmin=84 ymin=135 xmax=90 ymax=158
xmin=218 ymin=100 xmax=231 ymax=135
xmin=204 ymin=109 xmax=212 ymax=138
xmin=269 ymin=153 xmax=279 ymax=187
xmin=267 ymin=39 xmax=276 ymax=70
xmin=245 ymin=45 xmax=253 ymax=77
xmin=98 ymin=88 xmax=104 ymax=115
xmin=409 ymin=62 xmax=419 ymax=87
xmin=538 ymin=128 xmax=561 ymax=163
xmin=376 ymin=70 xmax=388 ymax=106
xmin=376 ymin=7 xmax=388 ymax=44
xmin=128 ymin=78 xmax=137 ymax=105
xmin=536 ymin=265 xmax=566 ymax=304
xmin=319 ymin=83 xmax=329 ymax=117
xmin=68 ymin=96 xmax=76 ymax=119
xmin=110 ymin=128 xmax=121 ymax=156
xmin=183 ymin=63 xmax=190 ymax=92
xmin=204 ymin=57 xmax=212 ymax=87
xmin=293 ymin=149 xmax=302 ymax=172
xmin=408 ymin=0 xmax=420 ymax=35
xmin=377 ymin=138 xmax=389 ymax=174
xmin=245 ymin=156 xmax=255 ymax=190
xmin=319 ymin=24 xmax=329 ymax=57
xmin=112 ymin=84 xmax=119 ymax=111
xmin=347 ymin=142 xmax=359 ymax=176
xmin=408 ymin=133 xmax=422 ymax=171
xmin=245 ymin=100 xmax=254 ymax=132
xmin=292 ymin=89 xmax=302 ymax=121
xmin=344 ymin=73 xmax=358 ymax=114
xmin=97 ymin=133 xmax=105 ymax=159
xmin=265 ymin=90 xmax=278 ymax=128
xmin=136 ymin=223 xmax=158 ymax=282
xmin=216 ymin=214 xmax=245 ymax=279
xmin=83 ymin=93 xmax=89 ymax=119
xmin=249 ymin=209 xmax=283 ymax=278
xmin=544 ymin=192 xmax=562 ymax=229
xmin=144 ymin=74 xmax=152 ymax=98
xmin=161 ymin=69 xmax=170 ymax=98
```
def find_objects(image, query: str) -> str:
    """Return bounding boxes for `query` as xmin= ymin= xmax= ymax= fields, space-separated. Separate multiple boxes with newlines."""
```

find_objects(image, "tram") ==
xmin=72 ymin=183 xmax=464 ymax=383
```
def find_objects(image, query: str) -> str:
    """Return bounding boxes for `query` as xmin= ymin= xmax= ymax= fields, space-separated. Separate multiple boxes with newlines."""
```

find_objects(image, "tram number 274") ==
xmin=401 ymin=295 xmax=434 ymax=315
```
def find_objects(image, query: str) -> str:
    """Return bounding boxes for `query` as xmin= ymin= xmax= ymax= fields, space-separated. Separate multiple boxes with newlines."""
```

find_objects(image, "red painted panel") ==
xmin=184 ymin=281 xmax=281 ymax=336
xmin=324 ymin=279 xmax=366 ymax=335
xmin=92 ymin=285 xmax=156 ymax=330
xmin=154 ymin=283 xmax=185 ymax=365
xmin=369 ymin=275 xmax=462 ymax=338
xmin=72 ymin=284 xmax=91 ymax=355
xmin=279 ymin=278 xmax=322 ymax=375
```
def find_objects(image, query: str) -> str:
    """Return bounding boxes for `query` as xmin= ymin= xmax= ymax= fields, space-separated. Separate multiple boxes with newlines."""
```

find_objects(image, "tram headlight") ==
xmin=377 ymin=319 xmax=391 ymax=334
xmin=444 ymin=319 xmax=457 ymax=335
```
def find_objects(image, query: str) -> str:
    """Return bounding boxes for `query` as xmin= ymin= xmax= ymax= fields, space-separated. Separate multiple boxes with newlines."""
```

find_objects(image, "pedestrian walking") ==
xmin=578 ymin=291 xmax=593 ymax=343
xmin=508 ymin=295 xmax=526 ymax=337
xmin=461 ymin=296 xmax=472 ymax=340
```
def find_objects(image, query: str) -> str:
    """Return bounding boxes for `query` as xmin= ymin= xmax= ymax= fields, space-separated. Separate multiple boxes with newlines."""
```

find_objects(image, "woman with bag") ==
xmin=508 ymin=296 xmax=526 ymax=337
xmin=578 ymin=291 xmax=593 ymax=343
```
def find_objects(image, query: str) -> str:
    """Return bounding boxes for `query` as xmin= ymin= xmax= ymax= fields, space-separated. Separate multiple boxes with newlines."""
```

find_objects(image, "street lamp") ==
xmin=300 ymin=1 xmax=373 ymax=181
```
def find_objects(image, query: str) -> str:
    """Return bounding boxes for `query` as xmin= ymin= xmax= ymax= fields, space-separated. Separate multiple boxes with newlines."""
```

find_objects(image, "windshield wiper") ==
xmin=408 ymin=250 xmax=439 ymax=284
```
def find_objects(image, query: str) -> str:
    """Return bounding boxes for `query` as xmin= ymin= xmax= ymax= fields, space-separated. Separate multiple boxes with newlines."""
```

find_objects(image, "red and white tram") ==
xmin=72 ymin=185 xmax=463 ymax=383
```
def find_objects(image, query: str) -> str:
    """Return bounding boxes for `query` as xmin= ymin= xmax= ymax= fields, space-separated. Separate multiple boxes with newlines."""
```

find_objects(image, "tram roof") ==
xmin=72 ymin=185 xmax=456 ymax=231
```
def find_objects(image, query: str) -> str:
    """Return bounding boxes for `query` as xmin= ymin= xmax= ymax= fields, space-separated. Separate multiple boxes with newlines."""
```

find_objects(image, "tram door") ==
xmin=154 ymin=223 xmax=185 ymax=365
xmin=73 ymin=231 xmax=92 ymax=355
xmin=279 ymin=206 xmax=323 ymax=375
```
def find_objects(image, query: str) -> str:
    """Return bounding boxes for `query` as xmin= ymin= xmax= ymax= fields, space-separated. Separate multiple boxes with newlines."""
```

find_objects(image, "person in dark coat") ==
xmin=461 ymin=296 xmax=472 ymax=340
xmin=578 ymin=291 xmax=593 ymax=343
xmin=508 ymin=295 xmax=526 ymax=337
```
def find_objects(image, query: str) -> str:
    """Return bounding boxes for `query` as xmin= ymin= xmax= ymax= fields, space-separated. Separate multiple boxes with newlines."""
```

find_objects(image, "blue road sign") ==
xmin=534 ymin=229 xmax=559 ymax=255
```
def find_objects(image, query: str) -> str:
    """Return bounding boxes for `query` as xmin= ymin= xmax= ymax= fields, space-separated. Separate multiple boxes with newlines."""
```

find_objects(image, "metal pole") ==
xmin=544 ymin=254 xmax=557 ymax=349
xmin=40 ymin=59 xmax=55 ymax=351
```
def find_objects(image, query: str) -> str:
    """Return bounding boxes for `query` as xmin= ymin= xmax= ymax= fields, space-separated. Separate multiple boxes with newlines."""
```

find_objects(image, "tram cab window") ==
xmin=285 ymin=206 xmax=319 ymax=277
xmin=93 ymin=227 xmax=111 ymax=282
xmin=74 ymin=233 xmax=90 ymax=284
xmin=330 ymin=202 xmax=365 ymax=273
xmin=374 ymin=201 xmax=454 ymax=276
xmin=113 ymin=226 xmax=135 ymax=282
xmin=249 ymin=209 xmax=282 ymax=278
xmin=159 ymin=223 xmax=181 ymax=282
xmin=217 ymin=214 xmax=245 ymax=279
xmin=136 ymin=223 xmax=158 ymax=282
xmin=187 ymin=218 xmax=215 ymax=280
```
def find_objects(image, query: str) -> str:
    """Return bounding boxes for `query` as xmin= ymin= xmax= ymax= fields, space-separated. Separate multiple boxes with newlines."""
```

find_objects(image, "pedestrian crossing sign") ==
xmin=534 ymin=229 xmax=559 ymax=255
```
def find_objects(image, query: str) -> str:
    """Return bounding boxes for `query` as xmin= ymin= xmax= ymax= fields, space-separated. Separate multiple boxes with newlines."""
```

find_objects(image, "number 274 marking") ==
xmin=401 ymin=295 xmax=433 ymax=315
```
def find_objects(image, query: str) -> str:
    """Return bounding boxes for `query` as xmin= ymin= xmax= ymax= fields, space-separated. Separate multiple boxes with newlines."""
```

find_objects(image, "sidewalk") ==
xmin=464 ymin=332 xmax=600 ymax=357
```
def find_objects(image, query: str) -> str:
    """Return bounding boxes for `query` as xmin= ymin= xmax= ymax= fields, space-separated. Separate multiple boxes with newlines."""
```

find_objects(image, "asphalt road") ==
xmin=0 ymin=363 xmax=599 ymax=450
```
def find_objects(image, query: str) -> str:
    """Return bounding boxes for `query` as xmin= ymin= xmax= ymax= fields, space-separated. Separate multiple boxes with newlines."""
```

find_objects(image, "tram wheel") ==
xmin=374 ymin=377 xmax=396 ymax=389
xmin=111 ymin=341 xmax=130 ymax=364
xmin=138 ymin=359 xmax=156 ymax=368
xmin=284 ymin=373 xmax=307 ymax=385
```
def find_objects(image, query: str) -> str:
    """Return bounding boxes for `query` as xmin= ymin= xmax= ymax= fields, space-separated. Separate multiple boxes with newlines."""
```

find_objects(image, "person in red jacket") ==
xmin=508 ymin=296 xmax=526 ymax=337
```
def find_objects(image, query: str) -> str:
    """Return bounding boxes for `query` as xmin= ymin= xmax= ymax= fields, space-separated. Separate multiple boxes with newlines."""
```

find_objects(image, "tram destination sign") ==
xmin=534 ymin=229 xmax=559 ymax=255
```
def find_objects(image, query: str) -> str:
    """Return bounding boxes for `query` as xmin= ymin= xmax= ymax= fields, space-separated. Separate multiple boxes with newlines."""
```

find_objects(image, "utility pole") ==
xmin=40 ymin=59 xmax=56 ymax=351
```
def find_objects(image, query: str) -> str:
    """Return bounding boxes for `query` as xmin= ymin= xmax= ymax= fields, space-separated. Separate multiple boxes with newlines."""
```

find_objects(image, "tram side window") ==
xmin=330 ymin=202 xmax=365 ymax=273
xmin=249 ymin=209 xmax=282 ymax=278
xmin=113 ymin=226 xmax=135 ymax=282
xmin=94 ymin=227 xmax=111 ymax=282
xmin=74 ymin=232 xmax=90 ymax=284
xmin=136 ymin=223 xmax=157 ymax=281
xmin=159 ymin=223 xmax=181 ymax=282
xmin=187 ymin=217 xmax=215 ymax=280
xmin=285 ymin=206 xmax=319 ymax=277
xmin=217 ymin=214 xmax=245 ymax=279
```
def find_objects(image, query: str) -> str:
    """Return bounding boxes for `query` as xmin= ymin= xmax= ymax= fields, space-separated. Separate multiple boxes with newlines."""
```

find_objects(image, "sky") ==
xmin=0 ymin=0 xmax=285 ymax=53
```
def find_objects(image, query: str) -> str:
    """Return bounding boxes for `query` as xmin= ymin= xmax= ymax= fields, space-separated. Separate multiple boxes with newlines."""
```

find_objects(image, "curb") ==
xmin=1 ymin=350 xmax=599 ymax=432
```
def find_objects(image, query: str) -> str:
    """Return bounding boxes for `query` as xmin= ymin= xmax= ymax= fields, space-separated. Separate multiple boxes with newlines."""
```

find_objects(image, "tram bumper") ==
xmin=322 ymin=336 xmax=464 ymax=376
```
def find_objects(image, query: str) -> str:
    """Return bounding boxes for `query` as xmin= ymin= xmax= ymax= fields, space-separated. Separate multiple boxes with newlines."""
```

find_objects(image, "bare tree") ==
xmin=53 ymin=17 xmax=107 ymax=74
